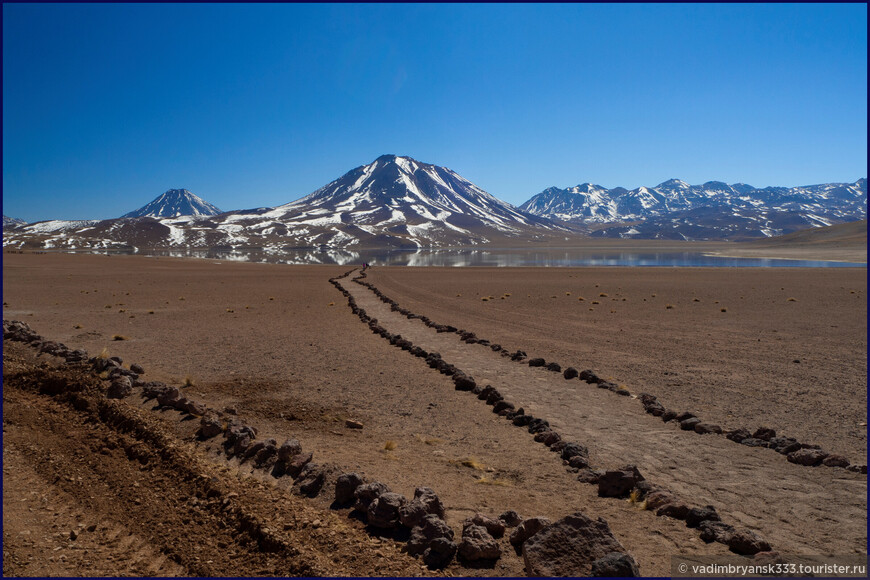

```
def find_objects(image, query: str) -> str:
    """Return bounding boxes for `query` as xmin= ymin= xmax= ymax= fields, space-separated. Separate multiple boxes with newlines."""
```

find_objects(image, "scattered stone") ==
xmin=398 ymin=487 xmax=445 ymax=528
xmin=545 ymin=362 xmax=561 ymax=372
xmin=485 ymin=389 xmax=503 ymax=405
xmin=561 ymin=442 xmax=589 ymax=461
xmin=590 ymin=551 xmax=640 ymax=577
xmin=477 ymin=385 xmax=495 ymax=401
xmin=768 ymin=437 xmax=802 ymax=455
xmin=644 ymin=401 xmax=666 ymax=416
xmin=527 ymin=418 xmax=550 ymax=434
xmin=334 ymin=472 xmax=364 ymax=505
xmin=509 ymin=517 xmax=551 ymax=547
xmin=296 ymin=465 xmax=326 ymax=496
xmin=129 ymin=363 xmax=145 ymax=375
xmin=407 ymin=514 xmax=455 ymax=559
xmin=253 ymin=440 xmax=278 ymax=467
xmin=694 ymin=423 xmax=723 ymax=435
xmin=846 ymin=464 xmax=867 ymax=474
xmin=661 ymin=410 xmax=677 ymax=422
xmin=568 ymin=455 xmax=590 ymax=469
xmin=492 ymin=400 xmax=515 ymax=414
xmin=156 ymin=386 xmax=182 ymax=408
xmin=579 ymin=370 xmax=600 ymax=383
xmin=674 ymin=412 xmax=696 ymax=422
xmin=423 ymin=537 xmax=458 ymax=569
xmin=454 ymin=375 xmax=476 ymax=391
xmin=528 ymin=358 xmax=546 ymax=367
xmin=787 ymin=448 xmax=828 ymax=466
xmin=521 ymin=513 xmax=632 ymax=577
xmin=699 ymin=520 xmax=736 ymax=543
xmin=598 ymin=465 xmax=644 ymax=498
xmin=459 ymin=524 xmax=501 ymax=562
xmin=740 ymin=438 xmax=769 ymax=448
xmin=284 ymin=452 xmax=313 ymax=478
xmin=563 ymin=367 xmax=579 ymax=380
xmin=345 ymin=419 xmax=364 ymax=429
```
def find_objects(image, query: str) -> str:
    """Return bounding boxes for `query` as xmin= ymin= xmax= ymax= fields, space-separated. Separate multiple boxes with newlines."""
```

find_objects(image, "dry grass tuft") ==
xmin=112 ymin=334 xmax=128 ymax=341
xmin=577 ymin=296 xmax=585 ymax=301
xmin=414 ymin=434 xmax=444 ymax=446
xmin=148 ymin=310 xmax=154 ymax=314
xmin=457 ymin=457 xmax=486 ymax=470
xmin=666 ymin=304 xmax=674 ymax=309
xmin=787 ymin=297 xmax=797 ymax=302
xmin=693 ymin=298 xmax=700 ymax=302
xmin=384 ymin=440 xmax=397 ymax=451
xmin=591 ymin=300 xmax=600 ymax=305
xmin=628 ymin=488 xmax=642 ymax=504
xmin=73 ymin=324 xmax=82 ymax=329
xmin=226 ymin=308 xmax=234 ymax=313
xmin=178 ymin=296 xmax=185 ymax=301
xmin=99 ymin=347 xmax=109 ymax=359
xmin=599 ymin=293 xmax=608 ymax=297
xmin=566 ymin=292 xmax=571 ymax=296
xmin=720 ymin=307 xmax=727 ymax=312
xmin=481 ymin=297 xmax=489 ymax=302
xmin=327 ymin=302 xmax=335 ymax=306
xmin=456 ymin=294 xmax=461 ymax=297
xmin=183 ymin=374 xmax=195 ymax=388
xmin=269 ymin=296 xmax=275 ymax=300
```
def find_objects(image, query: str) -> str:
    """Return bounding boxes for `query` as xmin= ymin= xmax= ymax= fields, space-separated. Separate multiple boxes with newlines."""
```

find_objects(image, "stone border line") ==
xmin=352 ymin=273 xmax=866 ymax=475
xmin=334 ymin=270 xmax=776 ymax=558
xmin=3 ymin=273 xmax=638 ymax=577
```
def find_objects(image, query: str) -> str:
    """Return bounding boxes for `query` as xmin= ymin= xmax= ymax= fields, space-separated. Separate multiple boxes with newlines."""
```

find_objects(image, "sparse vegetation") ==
xmin=178 ymin=296 xmax=185 ymax=300
xmin=457 ymin=457 xmax=486 ymax=470
xmin=721 ymin=308 xmax=727 ymax=312
xmin=592 ymin=300 xmax=600 ymax=305
xmin=628 ymin=488 xmax=642 ymax=504
xmin=112 ymin=334 xmax=128 ymax=341
xmin=98 ymin=347 xmax=109 ymax=359
xmin=73 ymin=324 xmax=82 ymax=329
xmin=577 ymin=296 xmax=585 ymax=301
xmin=666 ymin=304 xmax=674 ymax=309
xmin=693 ymin=298 xmax=700 ymax=302
xmin=787 ymin=297 xmax=797 ymax=302
xmin=183 ymin=374 xmax=195 ymax=388
xmin=599 ymin=293 xmax=608 ymax=297
xmin=383 ymin=440 xmax=397 ymax=451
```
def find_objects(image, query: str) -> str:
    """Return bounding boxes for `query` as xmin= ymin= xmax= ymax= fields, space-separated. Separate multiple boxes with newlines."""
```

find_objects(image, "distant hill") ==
xmin=748 ymin=219 xmax=867 ymax=247
xmin=3 ymin=215 xmax=26 ymax=229
xmin=122 ymin=189 xmax=222 ymax=219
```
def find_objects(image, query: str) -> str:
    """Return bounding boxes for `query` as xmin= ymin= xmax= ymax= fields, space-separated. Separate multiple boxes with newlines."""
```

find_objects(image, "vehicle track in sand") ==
xmin=338 ymin=275 xmax=867 ymax=557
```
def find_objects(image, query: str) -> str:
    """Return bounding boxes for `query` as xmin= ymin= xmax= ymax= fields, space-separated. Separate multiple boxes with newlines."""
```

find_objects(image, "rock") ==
xmin=753 ymin=427 xmax=776 ymax=441
xmin=180 ymin=399 xmax=207 ymax=416
xmin=492 ymin=400 xmax=515 ymax=414
xmin=655 ymin=503 xmax=691 ymax=520
xmin=477 ymin=385 xmax=495 ymax=401
xmin=679 ymin=417 xmax=701 ymax=431
xmin=674 ymin=412 xmax=696 ymax=422
xmin=563 ymin=367 xmax=579 ymax=379
xmin=534 ymin=430 xmax=561 ymax=446
xmin=199 ymin=415 xmax=223 ymax=439
xmin=464 ymin=513 xmax=506 ymax=539
xmin=644 ymin=401 xmax=666 ymax=416
xmin=499 ymin=510 xmax=522 ymax=527
xmin=768 ymin=437 xmax=801 ymax=455
xmin=423 ymin=537 xmax=458 ymax=569
xmin=528 ymin=358 xmax=545 ymax=367
xmin=661 ymin=410 xmax=677 ymax=422
xmin=568 ymin=455 xmax=589 ymax=469
xmin=694 ymin=423 xmax=723 ymax=435
xmin=285 ymin=452 xmax=313 ymax=478
xmin=296 ymin=465 xmax=326 ymax=496
xmin=398 ymin=487 xmax=445 ymax=528
xmin=726 ymin=428 xmax=752 ymax=443
xmin=576 ymin=469 xmax=604 ymax=484
xmin=590 ymin=551 xmax=640 ymax=577
xmin=686 ymin=505 xmax=720 ymax=528
xmin=156 ymin=386 xmax=182 ymax=407
xmin=453 ymin=374 xmax=476 ymax=391
xmin=367 ymin=492 xmax=407 ymax=529
xmin=334 ymin=472 xmax=364 ymax=505
xmin=699 ymin=520 xmax=735 ymax=543
xmin=740 ymin=438 xmax=769 ymax=448
xmin=509 ymin=516 xmax=551 ymax=547
xmin=545 ymin=362 xmax=562 ymax=372
xmin=106 ymin=376 xmax=132 ymax=399
xmin=408 ymin=514 xmax=454 ymax=556
xmin=643 ymin=491 xmax=676 ymax=511
xmin=130 ymin=363 xmax=145 ymax=375
xmin=549 ymin=440 xmax=568 ymax=453
xmin=353 ymin=482 xmax=390 ymax=512
xmin=277 ymin=439 xmax=303 ymax=461
xmin=598 ymin=465 xmax=644 ymax=498
xmin=527 ymin=418 xmax=550 ymax=434
xmin=521 ymin=512 xmax=630 ymax=577
xmin=512 ymin=414 xmax=533 ymax=427
xmin=345 ymin=419 xmax=364 ymax=429
xmin=485 ymin=389 xmax=503 ymax=405
xmin=822 ymin=454 xmax=850 ymax=468
xmin=726 ymin=529 xmax=771 ymax=555
xmin=253 ymin=440 xmax=278 ymax=467
xmin=787 ymin=448 xmax=828 ymax=466
xmin=561 ymin=442 xmax=589 ymax=461
xmin=459 ymin=524 xmax=501 ymax=562
xmin=579 ymin=370 xmax=600 ymax=383
xmin=847 ymin=464 xmax=867 ymax=474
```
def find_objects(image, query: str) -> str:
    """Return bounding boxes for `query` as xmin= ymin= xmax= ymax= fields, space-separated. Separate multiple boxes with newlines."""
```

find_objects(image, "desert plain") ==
xmin=2 ymin=243 xmax=867 ymax=577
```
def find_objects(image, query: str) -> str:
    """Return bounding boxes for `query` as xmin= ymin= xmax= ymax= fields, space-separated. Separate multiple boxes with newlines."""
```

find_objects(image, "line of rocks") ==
xmin=339 ymin=273 xmax=782 ymax=558
xmin=348 ymin=277 xmax=866 ymax=474
xmin=330 ymin=271 xmax=647 ymax=575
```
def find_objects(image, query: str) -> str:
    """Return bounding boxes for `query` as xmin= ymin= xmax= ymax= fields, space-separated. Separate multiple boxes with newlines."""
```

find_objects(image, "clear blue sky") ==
xmin=3 ymin=3 xmax=867 ymax=222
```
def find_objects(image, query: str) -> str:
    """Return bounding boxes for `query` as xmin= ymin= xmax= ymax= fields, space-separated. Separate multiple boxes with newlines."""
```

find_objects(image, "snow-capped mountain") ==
xmin=3 ymin=156 xmax=568 ymax=253
xmin=122 ymin=189 xmax=222 ymax=219
xmin=3 ymin=215 xmax=26 ymax=229
xmin=521 ymin=178 xmax=866 ymax=239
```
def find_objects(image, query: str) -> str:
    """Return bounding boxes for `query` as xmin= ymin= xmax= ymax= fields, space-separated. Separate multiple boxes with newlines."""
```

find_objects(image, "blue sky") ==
xmin=3 ymin=3 xmax=867 ymax=222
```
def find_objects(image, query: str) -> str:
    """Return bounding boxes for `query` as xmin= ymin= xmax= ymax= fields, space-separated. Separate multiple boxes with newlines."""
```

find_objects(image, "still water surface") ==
xmin=81 ymin=247 xmax=864 ymax=268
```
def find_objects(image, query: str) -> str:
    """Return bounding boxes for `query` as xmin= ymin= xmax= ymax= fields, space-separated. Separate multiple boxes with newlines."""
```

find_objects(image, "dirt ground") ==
xmin=2 ymin=251 xmax=867 ymax=577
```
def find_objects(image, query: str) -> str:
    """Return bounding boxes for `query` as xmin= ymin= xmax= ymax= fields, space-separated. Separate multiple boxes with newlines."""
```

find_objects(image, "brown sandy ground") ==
xmin=2 ymin=252 xmax=866 ymax=576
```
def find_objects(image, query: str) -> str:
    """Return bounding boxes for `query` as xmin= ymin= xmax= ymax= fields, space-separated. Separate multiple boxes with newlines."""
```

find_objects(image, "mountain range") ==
xmin=2 ymin=156 xmax=866 ymax=252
